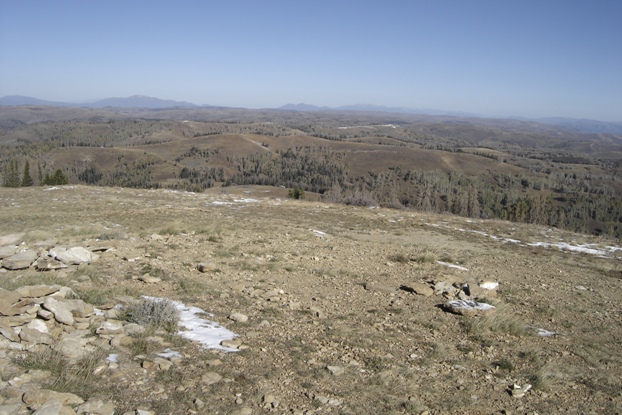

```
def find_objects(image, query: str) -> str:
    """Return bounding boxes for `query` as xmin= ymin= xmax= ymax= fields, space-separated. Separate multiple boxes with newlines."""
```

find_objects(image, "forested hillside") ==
xmin=2 ymin=106 xmax=621 ymax=237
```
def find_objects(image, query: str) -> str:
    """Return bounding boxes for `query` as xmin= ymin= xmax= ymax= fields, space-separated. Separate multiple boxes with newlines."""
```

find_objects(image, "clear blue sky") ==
xmin=1 ymin=1 xmax=621 ymax=121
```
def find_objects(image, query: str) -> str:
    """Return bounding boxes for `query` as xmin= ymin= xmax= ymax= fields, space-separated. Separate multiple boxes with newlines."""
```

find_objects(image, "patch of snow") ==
xmin=310 ymin=229 xmax=328 ymax=236
xmin=144 ymin=297 xmax=239 ymax=351
xmin=529 ymin=327 xmax=559 ymax=337
xmin=447 ymin=300 xmax=495 ymax=311
xmin=436 ymin=261 xmax=469 ymax=271
xmin=158 ymin=348 xmax=183 ymax=359
xmin=479 ymin=281 xmax=499 ymax=290
xmin=235 ymin=198 xmax=259 ymax=203
xmin=106 ymin=353 xmax=118 ymax=363
xmin=43 ymin=187 xmax=60 ymax=191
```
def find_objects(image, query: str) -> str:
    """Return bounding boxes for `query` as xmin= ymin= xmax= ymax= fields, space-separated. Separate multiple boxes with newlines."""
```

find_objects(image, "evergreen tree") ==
xmin=3 ymin=159 xmax=20 ymax=187
xmin=21 ymin=161 xmax=34 ymax=187
xmin=37 ymin=162 xmax=43 ymax=185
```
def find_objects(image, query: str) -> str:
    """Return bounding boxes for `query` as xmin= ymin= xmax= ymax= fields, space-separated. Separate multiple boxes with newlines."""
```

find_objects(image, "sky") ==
xmin=1 ymin=1 xmax=621 ymax=121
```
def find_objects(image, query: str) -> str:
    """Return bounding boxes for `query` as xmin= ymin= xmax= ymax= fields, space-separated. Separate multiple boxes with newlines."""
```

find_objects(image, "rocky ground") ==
xmin=1 ymin=185 xmax=621 ymax=415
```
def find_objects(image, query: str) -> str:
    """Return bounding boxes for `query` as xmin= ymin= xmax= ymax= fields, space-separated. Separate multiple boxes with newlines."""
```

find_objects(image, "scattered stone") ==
xmin=326 ymin=365 xmax=345 ymax=376
xmin=75 ymin=399 xmax=115 ymax=415
xmin=197 ymin=262 xmax=217 ymax=273
xmin=0 ymin=404 xmax=24 ymax=415
xmin=137 ymin=274 xmax=161 ymax=284
xmin=403 ymin=282 xmax=434 ymax=297
xmin=444 ymin=300 xmax=496 ymax=317
xmin=309 ymin=306 xmax=325 ymax=319
xmin=364 ymin=282 xmax=397 ymax=294
xmin=221 ymin=338 xmax=243 ymax=349
xmin=95 ymin=320 xmax=124 ymax=335
xmin=0 ymin=322 xmax=19 ymax=342
xmin=201 ymin=372 xmax=223 ymax=385
xmin=228 ymin=312 xmax=248 ymax=323
xmin=510 ymin=384 xmax=531 ymax=398
xmin=229 ymin=407 xmax=252 ymax=415
xmin=1 ymin=250 xmax=38 ymax=270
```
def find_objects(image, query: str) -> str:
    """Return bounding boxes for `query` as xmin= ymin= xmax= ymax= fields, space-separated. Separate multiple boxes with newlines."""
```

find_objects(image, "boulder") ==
xmin=50 ymin=247 xmax=98 ymax=265
xmin=1 ymin=250 xmax=38 ymax=270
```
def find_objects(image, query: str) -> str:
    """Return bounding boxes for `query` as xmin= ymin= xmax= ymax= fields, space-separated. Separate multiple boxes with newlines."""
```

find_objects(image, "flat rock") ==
xmin=2 ymin=250 xmax=38 ymax=270
xmin=43 ymin=297 xmax=75 ymax=325
xmin=31 ymin=401 xmax=63 ymax=415
xmin=444 ymin=300 xmax=496 ymax=317
xmin=0 ymin=404 xmax=24 ymax=415
xmin=96 ymin=320 xmax=125 ymax=335
xmin=23 ymin=390 xmax=84 ymax=406
xmin=404 ymin=282 xmax=434 ymax=297
xmin=327 ymin=365 xmax=345 ymax=376
xmin=75 ymin=399 xmax=115 ymax=415
xmin=0 ymin=321 xmax=19 ymax=342
xmin=61 ymin=299 xmax=94 ymax=318
xmin=201 ymin=372 xmax=223 ymax=385
xmin=228 ymin=312 xmax=248 ymax=322
xmin=0 ymin=288 xmax=20 ymax=306
xmin=19 ymin=327 xmax=54 ymax=345
xmin=0 ymin=245 xmax=17 ymax=259
xmin=0 ymin=233 xmax=25 ymax=245
xmin=138 ymin=274 xmax=161 ymax=283
xmin=55 ymin=334 xmax=89 ymax=360
xmin=36 ymin=258 xmax=68 ymax=271
xmin=16 ymin=285 xmax=62 ymax=298
xmin=50 ymin=247 xmax=98 ymax=265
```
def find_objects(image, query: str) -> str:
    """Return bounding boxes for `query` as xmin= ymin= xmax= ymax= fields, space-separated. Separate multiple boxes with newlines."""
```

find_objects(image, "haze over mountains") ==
xmin=1 ymin=95 xmax=621 ymax=135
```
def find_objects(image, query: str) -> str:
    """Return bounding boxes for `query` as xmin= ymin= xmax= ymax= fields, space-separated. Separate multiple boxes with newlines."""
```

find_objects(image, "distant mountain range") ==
xmin=0 ymin=95 xmax=199 ymax=109
xmin=1 ymin=95 xmax=621 ymax=135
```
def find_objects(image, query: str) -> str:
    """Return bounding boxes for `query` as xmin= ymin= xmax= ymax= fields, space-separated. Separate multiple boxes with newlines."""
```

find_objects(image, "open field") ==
xmin=1 ymin=185 xmax=621 ymax=414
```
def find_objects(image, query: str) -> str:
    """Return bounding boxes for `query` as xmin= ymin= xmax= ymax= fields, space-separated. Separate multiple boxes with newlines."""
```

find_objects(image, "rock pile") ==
xmin=1 ymin=241 xmax=102 ymax=272
xmin=0 ymin=285 xmax=175 ymax=415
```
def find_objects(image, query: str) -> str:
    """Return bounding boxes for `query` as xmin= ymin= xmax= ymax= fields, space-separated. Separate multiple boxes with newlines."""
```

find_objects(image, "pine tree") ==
xmin=21 ymin=161 xmax=34 ymax=187
xmin=3 ymin=159 xmax=20 ymax=187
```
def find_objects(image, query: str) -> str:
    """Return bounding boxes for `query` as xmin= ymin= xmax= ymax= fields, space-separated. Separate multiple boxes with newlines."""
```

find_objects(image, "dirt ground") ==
xmin=1 ymin=185 xmax=622 ymax=415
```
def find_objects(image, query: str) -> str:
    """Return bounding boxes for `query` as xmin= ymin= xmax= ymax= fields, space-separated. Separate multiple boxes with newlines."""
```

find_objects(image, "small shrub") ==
xmin=493 ymin=358 xmax=515 ymax=372
xmin=125 ymin=298 xmax=180 ymax=332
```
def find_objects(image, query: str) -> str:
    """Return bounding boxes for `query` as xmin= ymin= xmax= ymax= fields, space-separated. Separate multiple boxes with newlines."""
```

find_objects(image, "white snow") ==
xmin=479 ymin=281 xmax=499 ymax=290
xmin=144 ymin=296 xmax=239 ymax=352
xmin=447 ymin=300 xmax=495 ymax=311
xmin=310 ymin=229 xmax=328 ymax=236
xmin=436 ymin=261 xmax=469 ymax=271
xmin=106 ymin=353 xmax=118 ymax=363
xmin=158 ymin=348 xmax=183 ymax=359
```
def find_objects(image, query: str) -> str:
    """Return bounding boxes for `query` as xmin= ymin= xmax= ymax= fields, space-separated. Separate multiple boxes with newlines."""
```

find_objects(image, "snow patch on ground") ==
xmin=145 ymin=297 xmax=239 ymax=352
xmin=436 ymin=261 xmax=469 ymax=271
